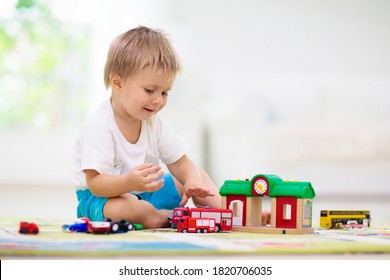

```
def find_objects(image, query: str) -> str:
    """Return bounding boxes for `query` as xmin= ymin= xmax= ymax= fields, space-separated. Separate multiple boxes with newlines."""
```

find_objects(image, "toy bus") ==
xmin=320 ymin=210 xmax=370 ymax=229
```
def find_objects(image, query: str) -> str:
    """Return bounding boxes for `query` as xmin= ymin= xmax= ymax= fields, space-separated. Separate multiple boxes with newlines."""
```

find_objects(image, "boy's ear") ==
xmin=110 ymin=74 xmax=122 ymax=90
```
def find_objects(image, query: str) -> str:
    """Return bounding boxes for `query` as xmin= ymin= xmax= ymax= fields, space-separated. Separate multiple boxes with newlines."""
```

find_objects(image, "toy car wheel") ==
xmin=127 ymin=223 xmax=135 ymax=231
xmin=203 ymin=228 xmax=208 ymax=233
xmin=214 ymin=225 xmax=220 ymax=232
xmin=181 ymin=228 xmax=188 ymax=233
xmin=19 ymin=228 xmax=28 ymax=234
xmin=68 ymin=226 xmax=77 ymax=232
xmin=196 ymin=229 xmax=202 ymax=233
xmin=111 ymin=223 xmax=120 ymax=233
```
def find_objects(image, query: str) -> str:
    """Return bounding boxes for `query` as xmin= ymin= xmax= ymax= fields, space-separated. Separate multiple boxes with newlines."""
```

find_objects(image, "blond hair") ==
xmin=104 ymin=26 xmax=182 ymax=89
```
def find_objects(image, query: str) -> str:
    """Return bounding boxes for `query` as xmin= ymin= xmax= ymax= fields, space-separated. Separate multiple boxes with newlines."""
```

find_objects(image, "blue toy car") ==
xmin=62 ymin=218 xmax=91 ymax=233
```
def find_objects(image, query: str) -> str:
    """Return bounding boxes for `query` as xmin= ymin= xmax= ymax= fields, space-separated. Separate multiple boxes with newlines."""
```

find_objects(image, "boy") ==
xmin=72 ymin=26 xmax=221 ymax=228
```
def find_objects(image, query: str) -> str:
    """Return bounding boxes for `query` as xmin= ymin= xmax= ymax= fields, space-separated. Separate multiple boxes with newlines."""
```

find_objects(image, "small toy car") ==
xmin=104 ymin=218 xmax=132 ymax=233
xmin=343 ymin=220 xmax=365 ymax=230
xmin=104 ymin=218 xmax=144 ymax=233
xmin=132 ymin=223 xmax=144 ymax=230
xmin=90 ymin=221 xmax=111 ymax=234
xmin=19 ymin=221 xmax=39 ymax=234
xmin=62 ymin=217 xmax=91 ymax=233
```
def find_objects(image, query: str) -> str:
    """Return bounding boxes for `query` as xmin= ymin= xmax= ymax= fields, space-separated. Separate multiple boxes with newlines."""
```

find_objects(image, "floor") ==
xmin=1 ymin=183 xmax=390 ymax=260
xmin=1 ymin=183 xmax=389 ymax=225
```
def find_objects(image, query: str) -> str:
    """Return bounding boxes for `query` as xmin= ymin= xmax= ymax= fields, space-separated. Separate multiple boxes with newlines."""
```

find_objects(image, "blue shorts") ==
xmin=76 ymin=173 xmax=181 ymax=221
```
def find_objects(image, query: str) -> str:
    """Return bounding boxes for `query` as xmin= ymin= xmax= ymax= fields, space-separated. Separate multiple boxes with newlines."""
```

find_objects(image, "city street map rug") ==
xmin=1 ymin=218 xmax=390 ymax=258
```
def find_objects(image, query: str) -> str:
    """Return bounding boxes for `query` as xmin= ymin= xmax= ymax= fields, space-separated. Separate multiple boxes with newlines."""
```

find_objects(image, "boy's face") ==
xmin=112 ymin=67 xmax=174 ymax=121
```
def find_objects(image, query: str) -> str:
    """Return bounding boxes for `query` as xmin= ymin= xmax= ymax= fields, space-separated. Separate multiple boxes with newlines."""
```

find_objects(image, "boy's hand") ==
xmin=179 ymin=183 xmax=215 ymax=206
xmin=129 ymin=164 xmax=165 ymax=192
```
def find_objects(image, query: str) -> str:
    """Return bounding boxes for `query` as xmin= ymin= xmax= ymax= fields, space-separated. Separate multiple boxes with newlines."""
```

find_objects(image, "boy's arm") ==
xmin=85 ymin=164 xmax=164 ymax=197
xmin=167 ymin=155 xmax=215 ymax=206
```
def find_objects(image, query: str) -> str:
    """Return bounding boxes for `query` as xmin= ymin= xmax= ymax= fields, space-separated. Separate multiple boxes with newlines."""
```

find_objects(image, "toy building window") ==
xmin=283 ymin=204 xmax=292 ymax=220
xmin=232 ymin=202 xmax=239 ymax=217
xmin=304 ymin=200 xmax=312 ymax=219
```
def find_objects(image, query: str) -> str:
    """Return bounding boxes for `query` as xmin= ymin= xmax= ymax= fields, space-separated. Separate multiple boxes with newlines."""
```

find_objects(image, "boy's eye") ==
xmin=162 ymin=91 xmax=169 ymax=96
xmin=144 ymin=88 xmax=154 ymax=93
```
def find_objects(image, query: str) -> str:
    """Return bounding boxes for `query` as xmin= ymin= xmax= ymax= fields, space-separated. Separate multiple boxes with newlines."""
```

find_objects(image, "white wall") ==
xmin=1 ymin=0 xmax=390 ymax=199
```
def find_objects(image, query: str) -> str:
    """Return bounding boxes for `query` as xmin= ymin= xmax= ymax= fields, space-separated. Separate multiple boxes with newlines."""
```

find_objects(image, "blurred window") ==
xmin=0 ymin=0 xmax=91 ymax=131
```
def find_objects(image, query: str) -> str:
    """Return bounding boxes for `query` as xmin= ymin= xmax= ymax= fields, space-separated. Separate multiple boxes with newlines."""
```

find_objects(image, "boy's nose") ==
xmin=152 ymin=94 xmax=163 ymax=105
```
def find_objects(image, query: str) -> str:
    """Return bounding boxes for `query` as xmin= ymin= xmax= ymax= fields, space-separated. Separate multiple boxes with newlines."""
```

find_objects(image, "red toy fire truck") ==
xmin=177 ymin=217 xmax=216 ymax=233
xmin=171 ymin=207 xmax=233 ymax=232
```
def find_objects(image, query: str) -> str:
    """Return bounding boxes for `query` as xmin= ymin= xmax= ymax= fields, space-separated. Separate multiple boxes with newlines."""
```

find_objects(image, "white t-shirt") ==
xmin=72 ymin=99 xmax=190 ymax=191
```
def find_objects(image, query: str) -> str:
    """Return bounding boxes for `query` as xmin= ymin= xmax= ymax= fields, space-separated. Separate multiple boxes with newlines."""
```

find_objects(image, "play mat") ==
xmin=1 ymin=217 xmax=390 ymax=258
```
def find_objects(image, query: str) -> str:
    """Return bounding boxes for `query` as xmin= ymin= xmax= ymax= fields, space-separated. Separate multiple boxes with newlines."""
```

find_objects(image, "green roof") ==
xmin=269 ymin=181 xmax=315 ymax=198
xmin=219 ymin=179 xmax=253 ymax=196
xmin=219 ymin=174 xmax=315 ymax=198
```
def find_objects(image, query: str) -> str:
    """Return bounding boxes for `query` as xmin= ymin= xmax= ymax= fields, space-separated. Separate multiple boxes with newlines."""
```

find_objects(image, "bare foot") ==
xmin=159 ymin=209 xmax=173 ymax=228
xmin=262 ymin=211 xmax=271 ymax=226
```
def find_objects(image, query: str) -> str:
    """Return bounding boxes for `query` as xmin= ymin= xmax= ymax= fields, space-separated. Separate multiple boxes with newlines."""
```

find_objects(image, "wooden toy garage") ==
xmin=219 ymin=174 xmax=316 ymax=234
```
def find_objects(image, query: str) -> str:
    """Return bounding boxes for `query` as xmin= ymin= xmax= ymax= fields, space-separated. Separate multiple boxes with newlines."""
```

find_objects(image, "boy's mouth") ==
xmin=144 ymin=108 xmax=155 ymax=114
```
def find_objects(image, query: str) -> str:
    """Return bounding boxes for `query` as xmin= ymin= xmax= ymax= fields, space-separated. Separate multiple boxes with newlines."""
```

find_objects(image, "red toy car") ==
xmin=19 ymin=221 xmax=39 ymax=234
xmin=343 ymin=220 xmax=365 ymax=230
xmin=90 ymin=221 xmax=111 ymax=234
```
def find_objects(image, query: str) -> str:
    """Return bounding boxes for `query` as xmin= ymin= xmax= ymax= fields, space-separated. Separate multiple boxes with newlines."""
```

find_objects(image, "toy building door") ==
xmin=275 ymin=196 xmax=297 ymax=228
xmin=229 ymin=200 xmax=244 ymax=226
